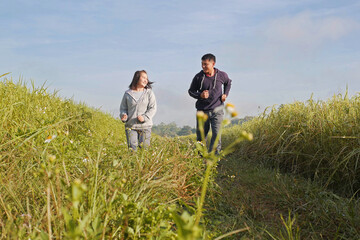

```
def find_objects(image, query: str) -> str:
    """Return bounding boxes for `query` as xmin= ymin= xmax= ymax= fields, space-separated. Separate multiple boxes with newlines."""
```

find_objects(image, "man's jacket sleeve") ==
xmin=188 ymin=76 xmax=201 ymax=99
xmin=223 ymin=73 xmax=232 ymax=96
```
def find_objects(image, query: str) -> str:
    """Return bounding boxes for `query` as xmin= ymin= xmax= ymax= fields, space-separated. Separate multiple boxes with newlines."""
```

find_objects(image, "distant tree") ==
xmin=153 ymin=122 xmax=179 ymax=137
xmin=177 ymin=125 xmax=193 ymax=136
xmin=152 ymin=122 xmax=195 ymax=137
xmin=225 ymin=116 xmax=255 ymax=127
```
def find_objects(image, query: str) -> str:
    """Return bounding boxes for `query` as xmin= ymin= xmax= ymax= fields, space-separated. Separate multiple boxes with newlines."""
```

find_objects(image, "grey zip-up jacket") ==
xmin=120 ymin=88 xmax=157 ymax=130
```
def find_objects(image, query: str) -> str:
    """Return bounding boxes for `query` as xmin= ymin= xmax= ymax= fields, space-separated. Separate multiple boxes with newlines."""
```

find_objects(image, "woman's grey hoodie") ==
xmin=120 ymin=88 xmax=157 ymax=130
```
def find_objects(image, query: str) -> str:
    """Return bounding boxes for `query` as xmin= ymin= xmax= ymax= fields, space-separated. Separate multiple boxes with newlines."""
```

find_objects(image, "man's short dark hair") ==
xmin=201 ymin=53 xmax=216 ymax=62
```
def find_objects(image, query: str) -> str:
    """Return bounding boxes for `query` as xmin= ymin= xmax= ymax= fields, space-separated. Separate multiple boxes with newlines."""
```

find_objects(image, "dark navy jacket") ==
xmin=188 ymin=68 xmax=232 ymax=111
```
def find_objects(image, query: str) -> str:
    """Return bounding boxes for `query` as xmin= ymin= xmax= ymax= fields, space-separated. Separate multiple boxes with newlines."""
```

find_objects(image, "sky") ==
xmin=1 ymin=0 xmax=360 ymax=127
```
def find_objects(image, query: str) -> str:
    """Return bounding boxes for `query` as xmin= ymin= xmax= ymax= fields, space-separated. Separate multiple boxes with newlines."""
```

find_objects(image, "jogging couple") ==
xmin=120 ymin=53 xmax=232 ymax=153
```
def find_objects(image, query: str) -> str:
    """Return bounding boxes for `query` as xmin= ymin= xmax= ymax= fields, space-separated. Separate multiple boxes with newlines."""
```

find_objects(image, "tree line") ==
xmin=152 ymin=116 xmax=254 ymax=137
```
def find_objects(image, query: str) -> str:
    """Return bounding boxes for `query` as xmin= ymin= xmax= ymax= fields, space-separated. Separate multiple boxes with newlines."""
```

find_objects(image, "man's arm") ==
xmin=188 ymin=75 xmax=201 ymax=99
xmin=223 ymin=73 xmax=232 ymax=97
xmin=221 ymin=73 xmax=232 ymax=102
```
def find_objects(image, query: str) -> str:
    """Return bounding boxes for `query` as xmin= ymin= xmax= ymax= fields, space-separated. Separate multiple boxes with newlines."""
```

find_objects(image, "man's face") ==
xmin=201 ymin=59 xmax=215 ymax=75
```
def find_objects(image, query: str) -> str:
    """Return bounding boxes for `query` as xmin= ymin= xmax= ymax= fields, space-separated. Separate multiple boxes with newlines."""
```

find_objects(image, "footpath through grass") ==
xmin=205 ymin=152 xmax=360 ymax=239
xmin=203 ymin=91 xmax=360 ymax=239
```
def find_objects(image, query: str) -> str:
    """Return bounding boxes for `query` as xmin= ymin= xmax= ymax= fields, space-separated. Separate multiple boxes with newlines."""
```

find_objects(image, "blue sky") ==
xmin=1 ymin=0 xmax=360 ymax=126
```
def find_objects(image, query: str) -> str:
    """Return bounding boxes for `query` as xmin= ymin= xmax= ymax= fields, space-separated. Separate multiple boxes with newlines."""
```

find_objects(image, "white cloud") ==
xmin=265 ymin=11 xmax=359 ymax=47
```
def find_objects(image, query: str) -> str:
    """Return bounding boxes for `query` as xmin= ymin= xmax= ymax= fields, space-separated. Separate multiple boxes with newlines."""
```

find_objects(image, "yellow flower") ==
xmin=225 ymin=102 xmax=237 ymax=118
xmin=223 ymin=119 xmax=231 ymax=126
xmin=225 ymin=103 xmax=235 ymax=108
xmin=48 ymin=154 xmax=56 ymax=163
xmin=231 ymin=111 xmax=238 ymax=117
xmin=74 ymin=178 xmax=82 ymax=185
xmin=196 ymin=111 xmax=208 ymax=121
xmin=241 ymin=131 xmax=254 ymax=141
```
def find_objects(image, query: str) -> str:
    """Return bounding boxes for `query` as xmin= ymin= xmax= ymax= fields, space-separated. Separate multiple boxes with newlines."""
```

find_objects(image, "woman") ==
xmin=120 ymin=70 xmax=157 ymax=150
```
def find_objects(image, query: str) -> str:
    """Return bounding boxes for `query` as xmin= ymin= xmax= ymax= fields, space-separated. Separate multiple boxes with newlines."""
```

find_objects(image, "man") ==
xmin=188 ymin=53 xmax=232 ymax=154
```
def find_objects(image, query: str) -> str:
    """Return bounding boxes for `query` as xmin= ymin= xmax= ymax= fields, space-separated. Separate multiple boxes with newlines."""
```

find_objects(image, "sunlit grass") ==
xmin=223 ymin=92 xmax=360 ymax=197
xmin=3 ymin=73 xmax=360 ymax=239
xmin=0 ymin=76 xmax=205 ymax=239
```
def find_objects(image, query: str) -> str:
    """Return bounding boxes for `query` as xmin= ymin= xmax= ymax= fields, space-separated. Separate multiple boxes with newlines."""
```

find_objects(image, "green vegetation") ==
xmin=0 ymin=76 xmax=209 ymax=239
xmin=152 ymin=122 xmax=196 ymax=137
xmin=1 ymin=74 xmax=360 ymax=239
xmin=152 ymin=116 xmax=253 ymax=137
xmin=206 ymin=153 xmax=360 ymax=239
xmin=213 ymin=93 xmax=360 ymax=239
xmin=223 ymin=93 xmax=360 ymax=197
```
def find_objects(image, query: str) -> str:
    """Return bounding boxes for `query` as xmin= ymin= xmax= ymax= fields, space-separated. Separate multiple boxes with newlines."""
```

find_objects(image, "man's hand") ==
xmin=200 ymin=90 xmax=209 ymax=99
xmin=221 ymin=94 xmax=227 ymax=102
xmin=137 ymin=115 xmax=145 ymax=123
xmin=121 ymin=113 xmax=128 ymax=122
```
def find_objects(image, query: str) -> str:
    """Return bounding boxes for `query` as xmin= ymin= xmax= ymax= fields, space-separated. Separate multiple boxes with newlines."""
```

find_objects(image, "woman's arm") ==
xmin=119 ymin=94 xmax=128 ymax=122
xmin=142 ymin=90 xmax=157 ymax=122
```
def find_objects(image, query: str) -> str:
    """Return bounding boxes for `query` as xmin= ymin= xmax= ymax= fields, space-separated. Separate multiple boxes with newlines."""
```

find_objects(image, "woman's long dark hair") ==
xmin=129 ymin=70 xmax=154 ymax=89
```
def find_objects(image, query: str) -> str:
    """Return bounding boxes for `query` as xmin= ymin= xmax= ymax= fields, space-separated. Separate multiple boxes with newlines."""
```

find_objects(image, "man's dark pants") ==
xmin=196 ymin=108 xmax=224 ymax=154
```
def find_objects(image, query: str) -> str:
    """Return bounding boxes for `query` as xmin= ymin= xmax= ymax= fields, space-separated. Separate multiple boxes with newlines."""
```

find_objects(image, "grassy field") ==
xmin=0 ymin=76 xmax=209 ymax=239
xmin=222 ymin=93 xmax=360 ymax=197
xmin=1 ymin=75 xmax=360 ymax=239
xmin=215 ymin=93 xmax=360 ymax=239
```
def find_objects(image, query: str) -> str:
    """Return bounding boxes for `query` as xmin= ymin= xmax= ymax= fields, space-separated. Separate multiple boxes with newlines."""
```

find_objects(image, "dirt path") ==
xmin=205 ymin=154 xmax=359 ymax=239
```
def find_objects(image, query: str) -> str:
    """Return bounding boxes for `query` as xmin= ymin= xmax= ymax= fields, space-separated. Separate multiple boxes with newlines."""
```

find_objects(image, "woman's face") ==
xmin=137 ymin=72 xmax=148 ymax=88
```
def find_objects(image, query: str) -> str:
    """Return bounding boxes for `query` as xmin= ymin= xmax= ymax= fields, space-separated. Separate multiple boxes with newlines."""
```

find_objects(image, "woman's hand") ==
xmin=121 ymin=114 xmax=128 ymax=122
xmin=137 ymin=115 xmax=145 ymax=123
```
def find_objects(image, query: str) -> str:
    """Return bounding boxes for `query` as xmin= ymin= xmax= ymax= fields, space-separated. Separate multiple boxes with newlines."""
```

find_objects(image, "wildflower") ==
xmin=225 ymin=103 xmax=235 ymax=108
xmin=44 ymin=135 xmax=57 ymax=143
xmin=20 ymin=213 xmax=32 ymax=219
xmin=70 ymin=140 xmax=74 ymax=144
xmin=225 ymin=103 xmax=238 ymax=118
xmin=64 ymin=130 xmax=69 ymax=136
xmin=83 ymin=157 xmax=89 ymax=163
xmin=196 ymin=111 xmax=208 ymax=121
xmin=231 ymin=111 xmax=238 ymax=117
xmin=47 ymin=154 xmax=56 ymax=163
xmin=223 ymin=119 xmax=231 ymax=126
xmin=74 ymin=178 xmax=82 ymax=185
xmin=241 ymin=131 xmax=253 ymax=141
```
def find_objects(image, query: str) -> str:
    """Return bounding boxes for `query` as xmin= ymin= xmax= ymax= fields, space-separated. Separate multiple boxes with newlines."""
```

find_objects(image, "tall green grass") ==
xmin=223 ymin=92 xmax=360 ymax=197
xmin=0 ymin=76 xmax=206 ymax=239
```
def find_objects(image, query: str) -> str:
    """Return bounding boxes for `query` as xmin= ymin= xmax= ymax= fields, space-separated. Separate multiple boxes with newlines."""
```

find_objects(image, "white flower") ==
xmin=44 ymin=135 xmax=57 ymax=143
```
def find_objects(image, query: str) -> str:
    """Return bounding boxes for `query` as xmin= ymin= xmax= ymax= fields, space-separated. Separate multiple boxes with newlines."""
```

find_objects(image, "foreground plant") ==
xmin=173 ymin=103 xmax=253 ymax=239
